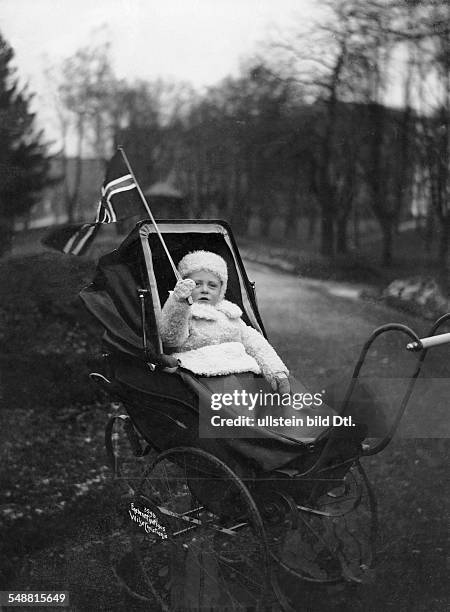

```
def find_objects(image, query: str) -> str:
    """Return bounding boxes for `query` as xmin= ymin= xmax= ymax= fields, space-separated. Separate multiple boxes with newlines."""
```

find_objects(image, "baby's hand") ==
xmin=173 ymin=278 xmax=196 ymax=300
xmin=274 ymin=372 xmax=291 ymax=395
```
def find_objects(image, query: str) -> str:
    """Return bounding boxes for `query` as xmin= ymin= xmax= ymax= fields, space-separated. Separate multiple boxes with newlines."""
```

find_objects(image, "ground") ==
xmin=0 ymin=249 xmax=448 ymax=611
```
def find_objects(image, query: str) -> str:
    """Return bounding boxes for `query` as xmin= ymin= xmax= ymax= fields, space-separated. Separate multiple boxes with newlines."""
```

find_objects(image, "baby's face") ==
xmin=188 ymin=270 xmax=222 ymax=305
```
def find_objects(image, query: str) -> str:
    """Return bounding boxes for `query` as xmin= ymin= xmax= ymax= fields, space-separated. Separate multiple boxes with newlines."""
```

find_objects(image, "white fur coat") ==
xmin=160 ymin=294 xmax=288 ymax=384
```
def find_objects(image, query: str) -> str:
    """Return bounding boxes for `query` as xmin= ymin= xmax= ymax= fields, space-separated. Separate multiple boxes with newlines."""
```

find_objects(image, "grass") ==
xmin=0 ymin=253 xmax=112 ymax=585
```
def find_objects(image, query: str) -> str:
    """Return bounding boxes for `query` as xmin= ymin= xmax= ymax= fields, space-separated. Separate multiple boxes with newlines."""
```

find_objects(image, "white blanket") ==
xmin=173 ymin=341 xmax=261 ymax=376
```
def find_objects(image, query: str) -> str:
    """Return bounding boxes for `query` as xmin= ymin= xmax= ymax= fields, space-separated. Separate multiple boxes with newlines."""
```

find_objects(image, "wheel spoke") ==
xmin=115 ymin=447 xmax=270 ymax=609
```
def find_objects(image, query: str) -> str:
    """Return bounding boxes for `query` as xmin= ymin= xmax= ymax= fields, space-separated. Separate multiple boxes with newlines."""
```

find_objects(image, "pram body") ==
xmin=80 ymin=219 xmax=449 ymax=610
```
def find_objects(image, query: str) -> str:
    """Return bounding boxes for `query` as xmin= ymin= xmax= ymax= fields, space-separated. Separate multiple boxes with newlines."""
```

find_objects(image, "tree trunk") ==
xmin=336 ymin=212 xmax=350 ymax=254
xmin=315 ymin=47 xmax=345 ymax=259
xmin=0 ymin=216 xmax=14 ymax=257
xmin=284 ymin=169 xmax=301 ymax=240
xmin=307 ymin=206 xmax=317 ymax=241
xmin=320 ymin=213 xmax=335 ymax=257
xmin=231 ymin=201 xmax=251 ymax=236
xmin=260 ymin=212 xmax=273 ymax=239
xmin=381 ymin=223 xmax=393 ymax=267
xmin=425 ymin=210 xmax=434 ymax=254
xmin=438 ymin=215 xmax=449 ymax=269
xmin=284 ymin=199 xmax=299 ymax=240
xmin=284 ymin=217 xmax=297 ymax=240
xmin=352 ymin=205 xmax=360 ymax=249
xmin=65 ymin=116 xmax=85 ymax=223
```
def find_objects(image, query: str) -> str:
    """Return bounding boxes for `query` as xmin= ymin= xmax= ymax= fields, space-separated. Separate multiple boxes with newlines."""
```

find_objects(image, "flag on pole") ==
xmin=43 ymin=149 xmax=147 ymax=255
xmin=42 ymin=222 xmax=101 ymax=256
xmin=95 ymin=150 xmax=142 ymax=223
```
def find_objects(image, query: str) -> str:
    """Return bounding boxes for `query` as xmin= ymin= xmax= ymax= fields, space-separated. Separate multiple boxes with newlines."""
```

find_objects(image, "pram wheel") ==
xmin=125 ymin=447 xmax=271 ymax=610
xmin=263 ymin=461 xmax=377 ymax=586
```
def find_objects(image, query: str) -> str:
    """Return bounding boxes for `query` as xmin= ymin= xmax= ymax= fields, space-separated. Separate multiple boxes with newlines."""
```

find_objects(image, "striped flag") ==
xmin=42 ymin=222 xmax=100 ymax=256
xmin=43 ymin=149 xmax=148 ymax=255
xmin=95 ymin=150 xmax=143 ymax=223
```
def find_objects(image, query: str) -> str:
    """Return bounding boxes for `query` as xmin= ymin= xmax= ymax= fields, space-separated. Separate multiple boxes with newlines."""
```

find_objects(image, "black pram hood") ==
xmin=80 ymin=220 xmax=266 ymax=363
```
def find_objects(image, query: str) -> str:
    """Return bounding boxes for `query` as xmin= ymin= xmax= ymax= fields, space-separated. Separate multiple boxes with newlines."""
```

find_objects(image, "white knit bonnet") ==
xmin=177 ymin=250 xmax=228 ymax=301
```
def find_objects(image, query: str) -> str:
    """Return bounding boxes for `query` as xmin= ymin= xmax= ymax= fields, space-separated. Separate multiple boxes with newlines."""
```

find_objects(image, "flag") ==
xmin=42 ymin=148 xmax=149 ymax=255
xmin=95 ymin=150 xmax=145 ymax=223
xmin=42 ymin=222 xmax=100 ymax=256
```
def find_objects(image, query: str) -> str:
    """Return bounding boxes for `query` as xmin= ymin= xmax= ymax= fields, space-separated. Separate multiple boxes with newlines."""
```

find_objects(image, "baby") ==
xmin=160 ymin=250 xmax=290 ymax=394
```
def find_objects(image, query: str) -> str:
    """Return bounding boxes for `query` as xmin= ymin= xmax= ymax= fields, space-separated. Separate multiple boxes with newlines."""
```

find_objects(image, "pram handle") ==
xmin=406 ymin=314 xmax=450 ymax=351
xmin=296 ymin=324 xmax=423 ymax=474
xmin=360 ymin=315 xmax=450 ymax=456
xmin=406 ymin=332 xmax=450 ymax=351
xmin=352 ymin=324 xmax=422 ymax=457
xmin=341 ymin=323 xmax=421 ymax=419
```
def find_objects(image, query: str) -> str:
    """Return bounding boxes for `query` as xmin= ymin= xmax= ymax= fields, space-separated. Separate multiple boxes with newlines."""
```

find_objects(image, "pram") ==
xmin=80 ymin=219 xmax=450 ymax=610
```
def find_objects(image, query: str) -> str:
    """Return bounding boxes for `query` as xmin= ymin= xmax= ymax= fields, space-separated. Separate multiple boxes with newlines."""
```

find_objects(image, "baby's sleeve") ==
xmin=160 ymin=292 xmax=190 ymax=349
xmin=239 ymin=320 xmax=289 ymax=387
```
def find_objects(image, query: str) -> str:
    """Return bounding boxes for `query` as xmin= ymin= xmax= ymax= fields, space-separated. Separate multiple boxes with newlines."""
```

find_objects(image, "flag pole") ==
xmin=118 ymin=145 xmax=181 ymax=281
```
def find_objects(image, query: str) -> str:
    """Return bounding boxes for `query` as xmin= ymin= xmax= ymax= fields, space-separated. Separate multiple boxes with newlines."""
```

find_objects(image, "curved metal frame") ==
xmin=361 ymin=315 xmax=450 ymax=455
xmin=292 ymin=316 xmax=449 ymax=474
xmin=348 ymin=324 xmax=423 ymax=457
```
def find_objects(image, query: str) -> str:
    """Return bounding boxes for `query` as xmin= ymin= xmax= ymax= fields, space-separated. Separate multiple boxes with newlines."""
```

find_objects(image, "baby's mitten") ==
xmin=173 ymin=278 xmax=196 ymax=300
xmin=273 ymin=372 xmax=291 ymax=395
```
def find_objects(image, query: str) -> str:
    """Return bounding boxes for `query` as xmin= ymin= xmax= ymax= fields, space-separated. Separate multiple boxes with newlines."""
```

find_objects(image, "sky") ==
xmin=1 ymin=0 xmax=326 ymax=150
xmin=1 ymin=1 xmax=321 ymax=121
xmin=2 ymin=0 xmax=318 ymax=87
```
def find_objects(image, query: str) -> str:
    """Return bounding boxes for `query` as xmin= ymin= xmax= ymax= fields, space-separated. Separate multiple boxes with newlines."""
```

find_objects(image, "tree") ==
xmin=0 ymin=31 xmax=52 ymax=255
xmin=178 ymin=64 xmax=294 ymax=232
xmin=113 ymin=78 xmax=194 ymax=187
xmin=410 ymin=1 xmax=449 ymax=271
xmin=47 ymin=36 xmax=117 ymax=222
xmin=264 ymin=0 xmax=390 ymax=256
xmin=347 ymin=0 xmax=447 ymax=267
xmin=358 ymin=0 xmax=449 ymax=269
